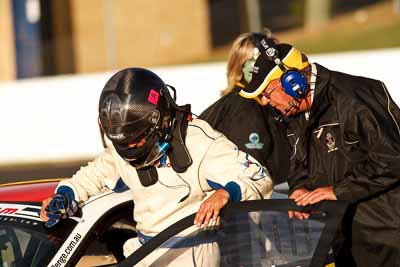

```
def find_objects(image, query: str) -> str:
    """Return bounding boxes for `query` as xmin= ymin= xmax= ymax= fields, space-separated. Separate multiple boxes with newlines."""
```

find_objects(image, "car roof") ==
xmin=0 ymin=179 xmax=61 ymax=202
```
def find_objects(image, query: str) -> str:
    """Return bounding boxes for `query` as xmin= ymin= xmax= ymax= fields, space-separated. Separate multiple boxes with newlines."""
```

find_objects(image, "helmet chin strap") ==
xmin=136 ymin=166 xmax=159 ymax=187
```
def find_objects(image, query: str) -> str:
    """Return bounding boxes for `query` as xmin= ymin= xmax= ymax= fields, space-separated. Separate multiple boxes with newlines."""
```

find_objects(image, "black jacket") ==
xmin=200 ymin=86 xmax=291 ymax=185
xmin=287 ymin=64 xmax=400 ymax=267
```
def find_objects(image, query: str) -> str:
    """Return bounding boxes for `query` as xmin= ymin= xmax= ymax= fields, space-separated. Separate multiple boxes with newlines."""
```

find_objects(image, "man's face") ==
xmin=258 ymin=78 xmax=299 ymax=117
xmin=127 ymin=138 xmax=146 ymax=149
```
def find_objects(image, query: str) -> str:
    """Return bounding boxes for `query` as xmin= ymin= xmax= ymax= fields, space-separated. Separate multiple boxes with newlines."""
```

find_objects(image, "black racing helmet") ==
xmin=99 ymin=68 xmax=175 ymax=168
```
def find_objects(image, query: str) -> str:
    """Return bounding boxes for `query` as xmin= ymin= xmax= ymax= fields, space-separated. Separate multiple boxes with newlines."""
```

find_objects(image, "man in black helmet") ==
xmin=40 ymin=67 xmax=273 ymax=266
xmin=240 ymin=37 xmax=400 ymax=267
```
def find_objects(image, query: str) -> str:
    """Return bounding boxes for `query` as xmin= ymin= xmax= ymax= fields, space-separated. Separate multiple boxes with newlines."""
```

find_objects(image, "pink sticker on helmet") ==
xmin=148 ymin=89 xmax=159 ymax=105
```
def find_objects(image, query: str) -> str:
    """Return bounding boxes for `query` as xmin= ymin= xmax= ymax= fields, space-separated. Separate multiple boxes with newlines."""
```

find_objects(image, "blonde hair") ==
xmin=221 ymin=33 xmax=257 ymax=96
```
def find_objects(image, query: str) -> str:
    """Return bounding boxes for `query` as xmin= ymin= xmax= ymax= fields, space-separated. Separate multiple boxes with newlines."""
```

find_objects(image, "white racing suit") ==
xmin=58 ymin=119 xmax=273 ymax=266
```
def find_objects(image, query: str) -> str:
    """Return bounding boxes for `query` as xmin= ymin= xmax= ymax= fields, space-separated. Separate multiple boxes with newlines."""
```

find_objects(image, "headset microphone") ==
xmin=280 ymin=100 xmax=300 ymax=118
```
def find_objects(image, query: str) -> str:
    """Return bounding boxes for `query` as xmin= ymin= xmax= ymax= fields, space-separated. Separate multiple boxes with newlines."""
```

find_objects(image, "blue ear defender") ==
xmin=280 ymin=69 xmax=308 ymax=99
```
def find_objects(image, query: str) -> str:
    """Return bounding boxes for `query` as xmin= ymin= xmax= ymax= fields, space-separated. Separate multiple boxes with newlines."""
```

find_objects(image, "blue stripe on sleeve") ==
xmin=56 ymin=185 xmax=75 ymax=200
xmin=206 ymin=179 xmax=242 ymax=202
xmin=207 ymin=179 xmax=223 ymax=190
xmin=113 ymin=177 xmax=129 ymax=193
xmin=224 ymin=182 xmax=242 ymax=202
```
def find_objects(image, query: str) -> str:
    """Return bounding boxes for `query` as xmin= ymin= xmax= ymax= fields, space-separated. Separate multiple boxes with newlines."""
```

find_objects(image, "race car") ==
xmin=0 ymin=180 xmax=347 ymax=267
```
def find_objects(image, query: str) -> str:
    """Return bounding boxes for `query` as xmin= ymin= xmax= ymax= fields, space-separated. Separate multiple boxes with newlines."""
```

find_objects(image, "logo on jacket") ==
xmin=242 ymin=154 xmax=267 ymax=180
xmin=245 ymin=133 xmax=264 ymax=150
xmin=326 ymin=132 xmax=338 ymax=152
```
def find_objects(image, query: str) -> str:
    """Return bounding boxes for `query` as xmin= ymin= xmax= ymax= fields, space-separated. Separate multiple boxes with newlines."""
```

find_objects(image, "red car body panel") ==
xmin=0 ymin=181 xmax=58 ymax=202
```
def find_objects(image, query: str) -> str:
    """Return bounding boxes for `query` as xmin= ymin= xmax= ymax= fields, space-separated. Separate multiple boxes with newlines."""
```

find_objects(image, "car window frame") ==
xmin=66 ymin=201 xmax=135 ymax=267
xmin=116 ymin=199 xmax=348 ymax=267
xmin=0 ymin=201 xmax=78 ymax=266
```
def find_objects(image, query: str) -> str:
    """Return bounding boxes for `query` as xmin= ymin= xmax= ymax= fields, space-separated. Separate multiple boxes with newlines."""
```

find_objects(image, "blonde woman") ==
xmin=200 ymin=32 xmax=290 ymax=186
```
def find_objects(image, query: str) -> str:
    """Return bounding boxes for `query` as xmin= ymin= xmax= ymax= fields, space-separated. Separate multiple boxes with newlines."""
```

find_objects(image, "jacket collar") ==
xmin=306 ymin=63 xmax=332 ymax=125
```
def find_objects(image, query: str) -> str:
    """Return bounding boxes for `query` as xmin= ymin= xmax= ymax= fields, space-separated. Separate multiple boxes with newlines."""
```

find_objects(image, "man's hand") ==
xmin=40 ymin=196 xmax=53 ymax=223
xmin=40 ymin=193 xmax=79 ymax=228
xmin=194 ymin=189 xmax=229 ymax=227
xmin=295 ymin=186 xmax=337 ymax=206
xmin=288 ymin=188 xmax=310 ymax=220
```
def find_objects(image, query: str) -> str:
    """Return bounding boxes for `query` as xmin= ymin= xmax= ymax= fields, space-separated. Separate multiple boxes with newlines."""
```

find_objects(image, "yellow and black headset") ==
xmin=258 ymin=37 xmax=308 ymax=99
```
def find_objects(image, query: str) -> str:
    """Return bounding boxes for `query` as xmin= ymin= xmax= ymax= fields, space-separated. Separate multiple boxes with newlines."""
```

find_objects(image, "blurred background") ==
xmin=1 ymin=0 xmax=400 ymax=183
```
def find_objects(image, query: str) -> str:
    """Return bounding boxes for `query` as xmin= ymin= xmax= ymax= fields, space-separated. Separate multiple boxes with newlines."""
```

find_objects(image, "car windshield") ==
xmin=0 ymin=203 xmax=76 ymax=267
xmin=119 ymin=200 xmax=347 ymax=267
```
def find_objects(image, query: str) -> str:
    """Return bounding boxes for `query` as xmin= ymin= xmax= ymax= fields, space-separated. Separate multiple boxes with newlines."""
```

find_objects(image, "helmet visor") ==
xmin=119 ymin=139 xmax=170 ymax=168
xmin=113 ymin=132 xmax=170 ymax=168
xmin=101 ymin=110 xmax=160 ymax=145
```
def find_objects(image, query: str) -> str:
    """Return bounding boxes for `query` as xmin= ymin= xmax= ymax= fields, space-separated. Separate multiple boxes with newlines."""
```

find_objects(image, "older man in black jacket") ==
xmin=239 ymin=37 xmax=400 ymax=267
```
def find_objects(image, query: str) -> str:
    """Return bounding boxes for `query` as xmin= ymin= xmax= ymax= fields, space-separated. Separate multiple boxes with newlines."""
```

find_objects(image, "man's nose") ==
xmin=127 ymin=138 xmax=146 ymax=148
xmin=128 ymin=143 xmax=138 ymax=148
xmin=261 ymin=96 xmax=271 ymax=106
